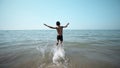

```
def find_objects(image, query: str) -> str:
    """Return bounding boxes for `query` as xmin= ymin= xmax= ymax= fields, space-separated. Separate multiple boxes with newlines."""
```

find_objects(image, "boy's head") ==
xmin=56 ymin=21 xmax=60 ymax=26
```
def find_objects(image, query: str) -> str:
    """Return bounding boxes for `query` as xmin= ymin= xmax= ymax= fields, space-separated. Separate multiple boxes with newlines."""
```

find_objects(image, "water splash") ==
xmin=52 ymin=45 xmax=66 ymax=65
xmin=36 ymin=43 xmax=70 ymax=68
xmin=36 ymin=42 xmax=49 ymax=58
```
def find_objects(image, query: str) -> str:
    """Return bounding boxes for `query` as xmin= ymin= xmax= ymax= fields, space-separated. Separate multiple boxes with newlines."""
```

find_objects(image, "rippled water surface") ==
xmin=0 ymin=30 xmax=120 ymax=68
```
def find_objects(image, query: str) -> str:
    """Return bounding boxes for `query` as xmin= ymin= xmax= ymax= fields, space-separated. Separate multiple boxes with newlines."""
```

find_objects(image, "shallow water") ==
xmin=0 ymin=30 xmax=120 ymax=68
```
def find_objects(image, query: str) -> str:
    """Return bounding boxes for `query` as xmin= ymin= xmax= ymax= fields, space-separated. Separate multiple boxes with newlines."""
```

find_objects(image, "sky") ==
xmin=0 ymin=0 xmax=120 ymax=30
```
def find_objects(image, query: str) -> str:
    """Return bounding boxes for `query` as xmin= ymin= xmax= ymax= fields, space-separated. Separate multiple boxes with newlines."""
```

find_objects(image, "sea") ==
xmin=0 ymin=30 xmax=120 ymax=68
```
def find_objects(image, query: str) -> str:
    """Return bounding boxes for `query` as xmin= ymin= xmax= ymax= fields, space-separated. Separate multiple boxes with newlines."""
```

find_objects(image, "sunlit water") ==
xmin=0 ymin=30 xmax=120 ymax=68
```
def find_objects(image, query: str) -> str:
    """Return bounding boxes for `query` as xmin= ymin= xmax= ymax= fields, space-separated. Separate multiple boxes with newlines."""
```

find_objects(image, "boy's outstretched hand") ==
xmin=66 ymin=23 xmax=69 ymax=27
xmin=44 ymin=24 xmax=47 ymax=26
xmin=67 ymin=23 xmax=69 ymax=25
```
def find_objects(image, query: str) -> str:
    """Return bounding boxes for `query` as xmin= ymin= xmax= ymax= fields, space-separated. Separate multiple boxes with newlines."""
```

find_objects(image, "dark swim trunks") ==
xmin=57 ymin=35 xmax=63 ymax=41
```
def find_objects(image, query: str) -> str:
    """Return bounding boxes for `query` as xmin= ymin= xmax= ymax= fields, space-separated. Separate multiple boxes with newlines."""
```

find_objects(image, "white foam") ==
xmin=52 ymin=45 xmax=65 ymax=64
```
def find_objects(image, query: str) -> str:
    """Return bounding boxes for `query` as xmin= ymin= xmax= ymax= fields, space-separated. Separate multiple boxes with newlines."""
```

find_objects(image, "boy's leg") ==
xmin=56 ymin=40 xmax=59 ymax=46
xmin=56 ymin=35 xmax=63 ymax=46
xmin=60 ymin=41 xmax=63 ymax=46
xmin=56 ymin=35 xmax=59 ymax=46
xmin=60 ymin=35 xmax=63 ymax=46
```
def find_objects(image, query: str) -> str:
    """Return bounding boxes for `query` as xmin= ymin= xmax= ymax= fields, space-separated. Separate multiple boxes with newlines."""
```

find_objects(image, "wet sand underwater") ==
xmin=0 ymin=30 xmax=120 ymax=68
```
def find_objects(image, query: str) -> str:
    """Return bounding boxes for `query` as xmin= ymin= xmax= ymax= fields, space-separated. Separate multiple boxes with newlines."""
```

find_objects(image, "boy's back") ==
xmin=56 ymin=26 xmax=63 ymax=35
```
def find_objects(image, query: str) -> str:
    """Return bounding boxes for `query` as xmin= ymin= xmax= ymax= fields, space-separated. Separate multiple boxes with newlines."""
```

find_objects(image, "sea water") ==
xmin=0 ymin=30 xmax=120 ymax=68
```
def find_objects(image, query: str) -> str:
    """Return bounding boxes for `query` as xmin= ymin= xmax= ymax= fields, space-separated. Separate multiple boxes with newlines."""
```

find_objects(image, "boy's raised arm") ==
xmin=63 ymin=23 xmax=69 ymax=28
xmin=44 ymin=24 xmax=56 ymax=29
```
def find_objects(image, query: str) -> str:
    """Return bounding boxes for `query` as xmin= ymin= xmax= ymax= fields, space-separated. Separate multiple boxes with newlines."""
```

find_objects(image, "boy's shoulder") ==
xmin=56 ymin=26 xmax=63 ymax=29
xmin=56 ymin=26 xmax=62 ymax=27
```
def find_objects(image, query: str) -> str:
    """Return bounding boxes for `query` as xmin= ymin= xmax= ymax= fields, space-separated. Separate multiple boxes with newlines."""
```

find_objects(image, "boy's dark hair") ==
xmin=56 ymin=21 xmax=60 ymax=26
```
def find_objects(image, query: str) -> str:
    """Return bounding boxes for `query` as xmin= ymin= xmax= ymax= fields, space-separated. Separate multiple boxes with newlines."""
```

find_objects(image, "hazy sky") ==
xmin=0 ymin=0 xmax=120 ymax=30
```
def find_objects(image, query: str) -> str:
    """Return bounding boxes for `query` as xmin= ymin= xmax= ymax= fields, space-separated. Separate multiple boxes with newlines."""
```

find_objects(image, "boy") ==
xmin=44 ymin=21 xmax=69 ymax=46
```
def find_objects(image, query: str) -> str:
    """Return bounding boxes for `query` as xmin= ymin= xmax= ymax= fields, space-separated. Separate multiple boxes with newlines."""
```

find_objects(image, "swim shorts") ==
xmin=57 ymin=35 xmax=63 ymax=41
